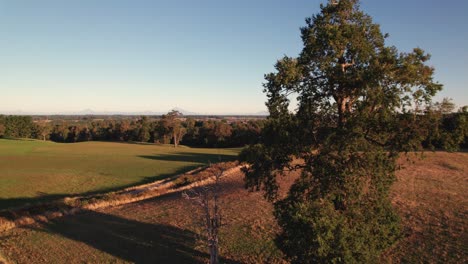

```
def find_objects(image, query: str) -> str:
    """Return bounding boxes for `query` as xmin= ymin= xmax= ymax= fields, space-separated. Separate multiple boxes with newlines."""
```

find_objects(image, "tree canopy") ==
xmin=161 ymin=110 xmax=186 ymax=147
xmin=240 ymin=0 xmax=442 ymax=262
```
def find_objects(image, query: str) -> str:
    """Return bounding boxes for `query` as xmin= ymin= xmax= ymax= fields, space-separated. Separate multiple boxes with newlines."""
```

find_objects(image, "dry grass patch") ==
xmin=0 ymin=162 xmax=239 ymax=233
xmin=385 ymin=152 xmax=468 ymax=263
xmin=0 ymin=152 xmax=466 ymax=263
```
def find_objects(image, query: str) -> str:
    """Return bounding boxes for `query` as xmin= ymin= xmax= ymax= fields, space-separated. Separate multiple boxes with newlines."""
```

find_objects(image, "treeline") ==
xmin=0 ymin=113 xmax=264 ymax=148
xmin=0 ymin=109 xmax=466 ymax=149
xmin=0 ymin=116 xmax=37 ymax=138
xmin=423 ymin=109 xmax=468 ymax=150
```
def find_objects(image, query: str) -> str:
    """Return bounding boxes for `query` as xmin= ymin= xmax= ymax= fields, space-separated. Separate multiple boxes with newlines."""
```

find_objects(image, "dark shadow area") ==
xmin=0 ymin=164 xmax=246 ymax=263
xmin=0 ymin=153 xmax=235 ymax=211
xmin=110 ymin=140 xmax=174 ymax=147
xmin=0 ymin=139 xmax=238 ymax=211
xmin=130 ymin=176 xmax=245 ymax=211
xmin=0 ymin=166 xmax=200 ymax=211
xmin=26 ymin=210 xmax=239 ymax=264
xmin=433 ymin=148 xmax=468 ymax=153
xmin=138 ymin=152 xmax=237 ymax=164
xmin=0 ymin=137 xmax=37 ymax=141
xmin=0 ymin=194 xmax=74 ymax=218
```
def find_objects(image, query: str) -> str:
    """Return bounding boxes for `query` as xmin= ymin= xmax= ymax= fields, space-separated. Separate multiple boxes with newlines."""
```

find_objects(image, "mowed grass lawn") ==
xmin=0 ymin=139 xmax=239 ymax=210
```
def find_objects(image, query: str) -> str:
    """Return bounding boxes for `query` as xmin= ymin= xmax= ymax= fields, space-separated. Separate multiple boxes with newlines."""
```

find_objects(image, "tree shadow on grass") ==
xmin=138 ymin=152 xmax=237 ymax=164
xmin=0 ymin=151 xmax=237 ymax=211
xmin=0 ymin=166 xmax=198 ymax=211
xmin=27 ymin=210 xmax=238 ymax=264
xmin=0 ymin=170 xmax=246 ymax=263
xmin=0 ymin=137 xmax=37 ymax=141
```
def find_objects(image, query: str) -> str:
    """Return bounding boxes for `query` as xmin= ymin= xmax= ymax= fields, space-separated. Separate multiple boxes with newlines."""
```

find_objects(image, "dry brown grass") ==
xmin=384 ymin=152 xmax=468 ymax=263
xmin=0 ymin=152 xmax=466 ymax=263
xmin=0 ymin=252 xmax=8 ymax=264
xmin=0 ymin=162 xmax=239 ymax=233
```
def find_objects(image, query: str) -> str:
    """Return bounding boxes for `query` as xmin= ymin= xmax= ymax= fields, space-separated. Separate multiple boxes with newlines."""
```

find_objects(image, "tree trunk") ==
xmin=337 ymin=97 xmax=346 ymax=126
xmin=337 ymin=95 xmax=352 ymax=127
xmin=173 ymin=132 xmax=178 ymax=147
xmin=209 ymin=243 xmax=219 ymax=264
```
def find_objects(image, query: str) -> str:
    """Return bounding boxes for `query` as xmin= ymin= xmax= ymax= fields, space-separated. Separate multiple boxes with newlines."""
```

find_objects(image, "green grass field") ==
xmin=0 ymin=152 xmax=466 ymax=263
xmin=0 ymin=139 xmax=239 ymax=210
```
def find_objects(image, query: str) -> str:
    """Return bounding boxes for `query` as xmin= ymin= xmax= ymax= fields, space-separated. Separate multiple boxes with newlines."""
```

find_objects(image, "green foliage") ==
xmin=435 ymin=98 xmax=456 ymax=114
xmin=240 ymin=0 xmax=442 ymax=262
xmin=0 ymin=115 xmax=5 ymax=137
xmin=160 ymin=110 xmax=185 ymax=147
xmin=424 ymin=99 xmax=467 ymax=151
xmin=136 ymin=116 xmax=151 ymax=142
xmin=10 ymin=115 xmax=264 ymax=147
xmin=1 ymin=116 xmax=35 ymax=138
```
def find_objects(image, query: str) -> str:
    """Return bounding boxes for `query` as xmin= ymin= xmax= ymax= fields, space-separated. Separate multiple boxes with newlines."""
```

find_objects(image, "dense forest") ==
xmin=0 ymin=106 xmax=466 ymax=149
xmin=0 ymin=112 xmax=264 ymax=148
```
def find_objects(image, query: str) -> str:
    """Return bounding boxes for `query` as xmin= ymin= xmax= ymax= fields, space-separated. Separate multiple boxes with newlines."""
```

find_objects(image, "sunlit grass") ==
xmin=0 ymin=139 xmax=239 ymax=209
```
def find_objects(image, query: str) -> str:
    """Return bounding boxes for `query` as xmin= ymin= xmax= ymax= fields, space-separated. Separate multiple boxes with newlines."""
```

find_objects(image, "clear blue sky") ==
xmin=1 ymin=0 xmax=467 ymax=114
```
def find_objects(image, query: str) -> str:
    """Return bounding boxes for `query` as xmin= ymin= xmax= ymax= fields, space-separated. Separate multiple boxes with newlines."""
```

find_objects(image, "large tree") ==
xmin=161 ymin=110 xmax=186 ymax=147
xmin=240 ymin=0 xmax=441 ymax=262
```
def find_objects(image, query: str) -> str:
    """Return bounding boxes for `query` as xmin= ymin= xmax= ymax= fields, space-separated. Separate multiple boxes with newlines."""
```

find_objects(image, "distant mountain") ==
xmin=77 ymin=109 xmax=96 ymax=115
xmin=254 ymin=111 xmax=269 ymax=116
xmin=170 ymin=107 xmax=198 ymax=115
xmin=70 ymin=110 xmax=167 ymax=116
xmin=0 ymin=108 xmax=269 ymax=116
xmin=0 ymin=110 xmax=28 ymax=115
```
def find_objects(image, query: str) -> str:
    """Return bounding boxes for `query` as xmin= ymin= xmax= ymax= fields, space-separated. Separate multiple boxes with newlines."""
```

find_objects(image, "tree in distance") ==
xmin=34 ymin=121 xmax=51 ymax=141
xmin=434 ymin=97 xmax=456 ymax=115
xmin=240 ymin=0 xmax=442 ymax=263
xmin=425 ymin=98 xmax=467 ymax=151
xmin=161 ymin=110 xmax=186 ymax=147
xmin=136 ymin=116 xmax=151 ymax=142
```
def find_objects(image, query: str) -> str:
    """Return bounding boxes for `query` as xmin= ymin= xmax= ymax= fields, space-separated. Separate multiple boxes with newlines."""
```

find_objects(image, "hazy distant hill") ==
xmin=0 ymin=107 xmax=268 ymax=116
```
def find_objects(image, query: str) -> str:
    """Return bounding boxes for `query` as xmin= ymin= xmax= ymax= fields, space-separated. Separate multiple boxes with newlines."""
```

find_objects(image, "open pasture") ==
xmin=0 ymin=139 xmax=238 ymax=210
xmin=0 ymin=151 xmax=466 ymax=263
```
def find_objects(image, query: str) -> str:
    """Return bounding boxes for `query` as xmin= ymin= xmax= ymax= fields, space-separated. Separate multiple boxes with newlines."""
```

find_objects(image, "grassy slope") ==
xmin=0 ymin=139 xmax=239 ymax=210
xmin=0 ymin=152 xmax=466 ymax=263
xmin=385 ymin=152 xmax=467 ymax=262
